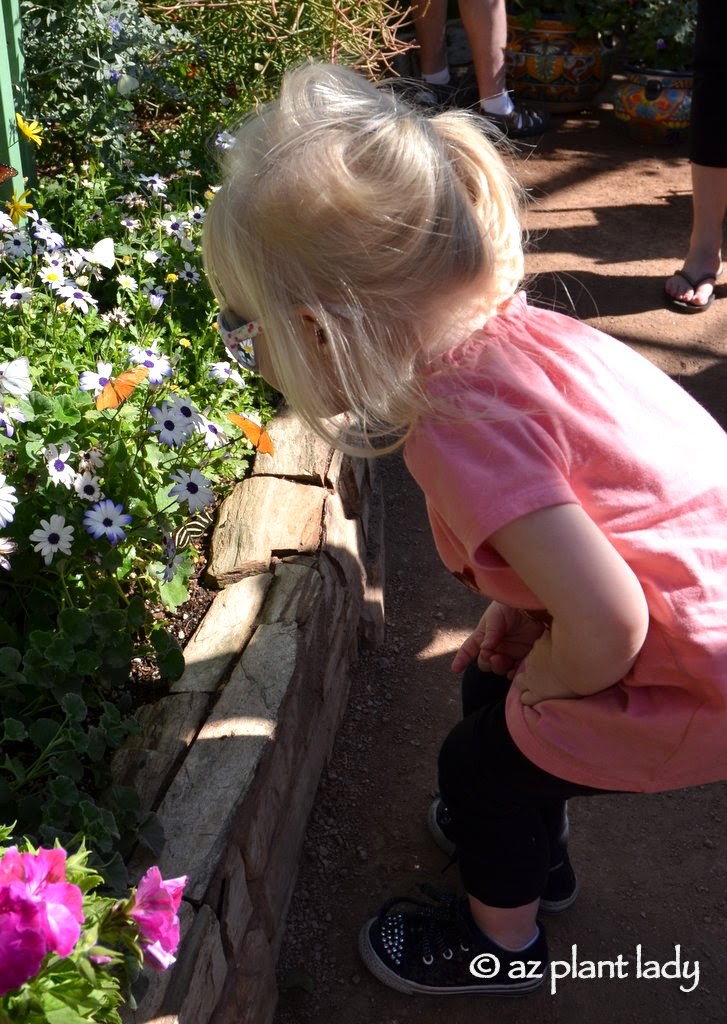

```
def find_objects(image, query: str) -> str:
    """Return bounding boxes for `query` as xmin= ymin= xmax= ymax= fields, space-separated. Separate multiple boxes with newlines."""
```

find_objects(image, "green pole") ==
xmin=0 ymin=0 xmax=34 ymax=208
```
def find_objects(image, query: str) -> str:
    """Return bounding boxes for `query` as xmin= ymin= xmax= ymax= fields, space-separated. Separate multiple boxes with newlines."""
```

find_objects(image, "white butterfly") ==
xmin=0 ymin=356 xmax=31 ymax=398
xmin=77 ymin=237 xmax=116 ymax=270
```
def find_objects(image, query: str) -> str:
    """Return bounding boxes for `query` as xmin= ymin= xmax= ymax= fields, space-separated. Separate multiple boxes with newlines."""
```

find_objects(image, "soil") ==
xmin=273 ymin=93 xmax=727 ymax=1024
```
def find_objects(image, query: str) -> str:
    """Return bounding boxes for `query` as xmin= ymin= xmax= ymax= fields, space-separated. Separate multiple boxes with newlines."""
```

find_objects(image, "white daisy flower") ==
xmin=79 ymin=447 xmax=105 ymax=473
xmin=117 ymin=273 xmax=138 ymax=291
xmin=45 ymin=442 xmax=76 ymax=488
xmin=2 ymin=232 xmax=32 ymax=259
xmin=0 ymin=402 xmax=26 ymax=437
xmin=0 ymin=536 xmax=17 ymax=570
xmin=168 ymin=468 xmax=215 ymax=513
xmin=38 ymin=265 xmax=66 ymax=288
xmin=79 ymin=361 xmax=113 ymax=397
xmin=55 ymin=282 xmax=98 ymax=314
xmin=29 ymin=514 xmax=74 ymax=565
xmin=0 ymin=284 xmax=33 ymax=306
xmin=100 ymin=307 xmax=131 ymax=326
xmin=208 ymin=361 xmax=245 ymax=387
xmin=138 ymin=173 xmax=167 ymax=195
xmin=196 ymin=414 xmax=226 ymax=450
xmin=0 ymin=473 xmax=18 ymax=527
xmin=74 ymin=471 xmax=104 ymax=502
xmin=178 ymin=261 xmax=200 ymax=284
xmin=128 ymin=341 xmax=172 ymax=385
xmin=83 ymin=499 xmax=131 ymax=545
xmin=149 ymin=402 xmax=194 ymax=447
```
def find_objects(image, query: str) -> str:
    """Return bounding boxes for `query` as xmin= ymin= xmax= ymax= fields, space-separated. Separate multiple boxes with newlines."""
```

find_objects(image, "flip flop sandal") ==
xmin=665 ymin=269 xmax=718 ymax=313
xmin=479 ymin=103 xmax=550 ymax=139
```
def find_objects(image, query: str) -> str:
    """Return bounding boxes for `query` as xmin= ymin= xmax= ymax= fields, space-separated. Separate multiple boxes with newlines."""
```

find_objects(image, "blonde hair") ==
xmin=203 ymin=62 xmax=525 ymax=451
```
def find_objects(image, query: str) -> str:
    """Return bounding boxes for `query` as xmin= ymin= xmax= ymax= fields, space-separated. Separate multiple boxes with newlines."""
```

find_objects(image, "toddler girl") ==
xmin=203 ymin=62 xmax=727 ymax=997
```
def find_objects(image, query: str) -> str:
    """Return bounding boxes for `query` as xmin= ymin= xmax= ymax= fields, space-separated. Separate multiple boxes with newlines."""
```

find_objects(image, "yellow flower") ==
xmin=15 ymin=113 xmax=43 ymax=148
xmin=179 ymin=337 xmax=192 ymax=348
xmin=165 ymin=273 xmax=178 ymax=284
xmin=5 ymin=189 xmax=32 ymax=225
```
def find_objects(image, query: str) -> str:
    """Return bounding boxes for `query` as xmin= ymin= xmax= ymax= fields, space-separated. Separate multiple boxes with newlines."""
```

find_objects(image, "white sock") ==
xmin=489 ymin=928 xmax=540 ymax=953
xmin=481 ymin=91 xmax=515 ymax=116
xmin=422 ymin=66 xmax=451 ymax=86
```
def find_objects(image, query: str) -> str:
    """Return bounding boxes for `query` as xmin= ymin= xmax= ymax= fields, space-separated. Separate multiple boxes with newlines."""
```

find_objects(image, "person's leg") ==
xmin=438 ymin=688 xmax=608 ymax=949
xmin=665 ymin=164 xmax=727 ymax=307
xmin=665 ymin=0 xmax=727 ymax=308
xmin=412 ymin=0 xmax=449 ymax=78
xmin=457 ymin=0 xmax=507 ymax=103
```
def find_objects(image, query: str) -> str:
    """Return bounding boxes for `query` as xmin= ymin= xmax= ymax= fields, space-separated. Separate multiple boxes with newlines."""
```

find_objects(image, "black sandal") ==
xmin=665 ymin=269 xmax=719 ymax=314
xmin=479 ymin=103 xmax=550 ymax=139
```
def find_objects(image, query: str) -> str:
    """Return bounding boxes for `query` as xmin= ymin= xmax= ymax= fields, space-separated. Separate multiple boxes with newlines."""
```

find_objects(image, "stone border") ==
xmin=116 ymin=408 xmax=384 ymax=1024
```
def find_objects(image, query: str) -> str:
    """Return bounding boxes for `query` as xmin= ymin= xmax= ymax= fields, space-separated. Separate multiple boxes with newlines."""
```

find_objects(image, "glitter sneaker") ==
xmin=359 ymin=888 xmax=548 ymax=995
xmin=427 ymin=796 xmax=579 ymax=913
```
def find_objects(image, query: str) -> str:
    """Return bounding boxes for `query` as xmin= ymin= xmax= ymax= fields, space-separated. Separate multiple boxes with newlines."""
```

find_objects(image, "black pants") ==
xmin=437 ymin=662 xmax=614 ymax=908
xmin=690 ymin=0 xmax=727 ymax=166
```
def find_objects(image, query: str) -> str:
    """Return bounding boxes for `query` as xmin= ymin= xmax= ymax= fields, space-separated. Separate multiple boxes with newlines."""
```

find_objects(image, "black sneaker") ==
xmin=428 ymin=797 xmax=579 ymax=913
xmin=359 ymin=889 xmax=548 ymax=995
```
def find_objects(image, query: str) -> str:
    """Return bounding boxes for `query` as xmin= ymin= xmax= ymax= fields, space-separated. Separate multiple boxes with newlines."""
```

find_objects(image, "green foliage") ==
xmin=21 ymin=0 xmax=197 ymax=166
xmin=144 ymin=0 xmax=414 ymax=122
xmin=0 ymin=150 xmax=274 ymax=871
xmin=509 ymin=0 xmax=697 ymax=60
xmin=0 ymin=832 xmax=181 ymax=1022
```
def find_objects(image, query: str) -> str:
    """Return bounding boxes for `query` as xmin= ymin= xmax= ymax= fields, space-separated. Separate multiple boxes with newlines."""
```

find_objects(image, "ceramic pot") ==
xmin=613 ymin=67 xmax=693 ymax=144
xmin=505 ymin=15 xmax=615 ymax=113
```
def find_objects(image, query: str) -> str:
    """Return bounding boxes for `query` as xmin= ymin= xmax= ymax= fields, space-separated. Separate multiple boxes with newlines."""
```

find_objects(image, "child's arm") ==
xmin=488 ymin=503 xmax=649 ymax=705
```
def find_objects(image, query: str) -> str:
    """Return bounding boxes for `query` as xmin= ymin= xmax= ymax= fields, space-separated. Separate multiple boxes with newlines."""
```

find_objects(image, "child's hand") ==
xmin=511 ymin=632 xmax=580 ymax=705
xmin=451 ymin=602 xmax=546 ymax=675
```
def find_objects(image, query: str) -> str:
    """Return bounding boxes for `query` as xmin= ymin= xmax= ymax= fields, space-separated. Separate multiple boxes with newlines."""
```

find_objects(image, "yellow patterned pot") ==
xmin=613 ymin=67 xmax=693 ymax=145
xmin=505 ymin=16 xmax=614 ymax=113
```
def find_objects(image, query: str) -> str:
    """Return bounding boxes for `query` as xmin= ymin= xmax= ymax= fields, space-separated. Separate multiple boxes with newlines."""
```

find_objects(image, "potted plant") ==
xmin=505 ymin=1 xmax=624 ymax=112
xmin=613 ymin=0 xmax=697 ymax=144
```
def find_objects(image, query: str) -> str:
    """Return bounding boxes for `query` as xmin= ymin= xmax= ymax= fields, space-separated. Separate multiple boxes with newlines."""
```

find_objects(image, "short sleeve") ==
xmin=405 ymin=404 xmax=578 ymax=560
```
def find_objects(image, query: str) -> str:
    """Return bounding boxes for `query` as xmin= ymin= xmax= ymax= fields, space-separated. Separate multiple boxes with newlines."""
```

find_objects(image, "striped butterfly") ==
xmin=172 ymin=507 xmax=216 ymax=550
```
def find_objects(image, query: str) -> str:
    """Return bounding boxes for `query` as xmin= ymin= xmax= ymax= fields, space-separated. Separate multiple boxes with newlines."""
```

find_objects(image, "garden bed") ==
xmin=114 ymin=408 xmax=385 ymax=1024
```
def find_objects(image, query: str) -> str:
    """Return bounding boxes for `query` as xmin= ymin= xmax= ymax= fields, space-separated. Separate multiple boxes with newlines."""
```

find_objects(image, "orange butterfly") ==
xmin=96 ymin=366 xmax=149 ymax=411
xmin=226 ymin=412 xmax=274 ymax=455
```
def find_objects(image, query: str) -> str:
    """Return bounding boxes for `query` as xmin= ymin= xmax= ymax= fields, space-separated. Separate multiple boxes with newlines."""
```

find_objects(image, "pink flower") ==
xmin=0 ymin=887 xmax=48 ymax=995
xmin=0 ymin=846 xmax=84 ymax=957
xmin=128 ymin=867 xmax=187 ymax=970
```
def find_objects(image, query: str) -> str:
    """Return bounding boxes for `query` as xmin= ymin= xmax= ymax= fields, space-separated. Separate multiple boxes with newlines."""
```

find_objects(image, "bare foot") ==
xmin=665 ymin=258 xmax=722 ymax=310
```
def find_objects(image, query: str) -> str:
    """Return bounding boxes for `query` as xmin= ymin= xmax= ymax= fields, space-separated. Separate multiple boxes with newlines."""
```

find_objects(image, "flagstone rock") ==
xmin=117 ymin=409 xmax=384 ymax=1024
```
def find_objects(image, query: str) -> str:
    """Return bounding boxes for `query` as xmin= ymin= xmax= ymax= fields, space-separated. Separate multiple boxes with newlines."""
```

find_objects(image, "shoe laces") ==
xmin=376 ymin=886 xmax=473 ymax=966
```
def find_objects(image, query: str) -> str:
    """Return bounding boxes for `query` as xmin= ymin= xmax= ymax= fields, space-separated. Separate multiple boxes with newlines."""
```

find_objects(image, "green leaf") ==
xmin=58 ymin=608 xmax=92 ymax=645
xmin=85 ymin=726 xmax=106 ymax=762
xmin=51 ymin=394 xmax=82 ymax=425
xmin=127 ymin=594 xmax=148 ymax=629
xmin=0 ymin=646 xmax=22 ymax=675
xmin=49 ymin=751 xmax=85 ymax=782
xmin=29 ymin=717 xmax=62 ymax=749
xmin=151 ymin=627 xmax=185 ymax=680
xmin=157 ymin=570 xmax=190 ymax=613
xmin=49 ymin=775 xmax=80 ymax=806
xmin=75 ymin=649 xmax=101 ymax=675
xmin=61 ymin=692 xmax=87 ymax=722
xmin=2 ymin=718 xmax=27 ymax=742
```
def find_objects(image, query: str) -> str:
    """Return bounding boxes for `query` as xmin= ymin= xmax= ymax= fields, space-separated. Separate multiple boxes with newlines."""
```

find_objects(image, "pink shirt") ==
xmin=405 ymin=293 xmax=727 ymax=792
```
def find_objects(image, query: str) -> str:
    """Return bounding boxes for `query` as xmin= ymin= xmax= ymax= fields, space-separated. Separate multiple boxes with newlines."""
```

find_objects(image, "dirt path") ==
xmin=274 ymin=98 xmax=727 ymax=1024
